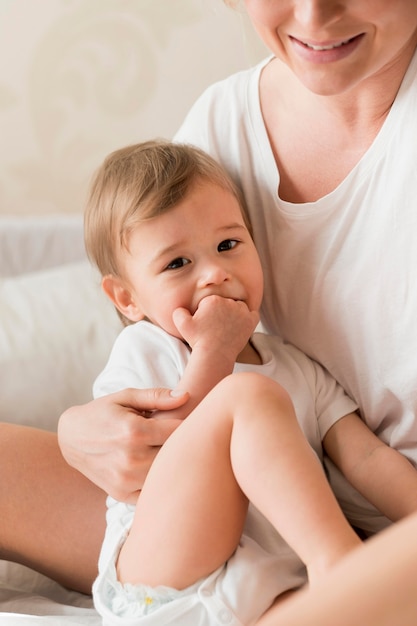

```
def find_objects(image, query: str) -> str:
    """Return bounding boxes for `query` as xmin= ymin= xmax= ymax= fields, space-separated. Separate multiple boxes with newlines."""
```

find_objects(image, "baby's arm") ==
xmin=163 ymin=294 xmax=259 ymax=420
xmin=323 ymin=412 xmax=417 ymax=521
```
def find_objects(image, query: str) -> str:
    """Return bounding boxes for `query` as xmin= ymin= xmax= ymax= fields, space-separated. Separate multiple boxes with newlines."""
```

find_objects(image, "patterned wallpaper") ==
xmin=0 ymin=0 xmax=267 ymax=216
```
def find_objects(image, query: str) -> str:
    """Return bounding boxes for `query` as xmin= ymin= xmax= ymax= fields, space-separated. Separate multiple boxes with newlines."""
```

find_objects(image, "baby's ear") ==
xmin=102 ymin=274 xmax=144 ymax=322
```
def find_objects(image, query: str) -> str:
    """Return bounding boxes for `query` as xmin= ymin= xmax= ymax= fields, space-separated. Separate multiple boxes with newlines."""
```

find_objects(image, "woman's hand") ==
xmin=57 ymin=387 xmax=188 ymax=503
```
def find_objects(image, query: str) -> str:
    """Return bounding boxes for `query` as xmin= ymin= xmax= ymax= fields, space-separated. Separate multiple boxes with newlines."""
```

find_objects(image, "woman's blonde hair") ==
xmin=84 ymin=140 xmax=250 ymax=279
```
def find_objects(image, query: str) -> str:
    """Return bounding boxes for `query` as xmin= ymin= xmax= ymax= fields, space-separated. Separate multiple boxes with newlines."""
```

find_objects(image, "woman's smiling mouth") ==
xmin=290 ymin=33 xmax=364 ymax=63
xmin=300 ymin=36 xmax=356 ymax=51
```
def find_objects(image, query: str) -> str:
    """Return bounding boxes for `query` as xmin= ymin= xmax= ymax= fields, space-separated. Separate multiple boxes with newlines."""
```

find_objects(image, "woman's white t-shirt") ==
xmin=174 ymin=51 xmax=417 ymax=531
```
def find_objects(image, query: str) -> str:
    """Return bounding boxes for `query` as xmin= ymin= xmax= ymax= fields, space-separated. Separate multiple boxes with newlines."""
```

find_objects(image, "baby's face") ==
xmin=118 ymin=180 xmax=264 ymax=339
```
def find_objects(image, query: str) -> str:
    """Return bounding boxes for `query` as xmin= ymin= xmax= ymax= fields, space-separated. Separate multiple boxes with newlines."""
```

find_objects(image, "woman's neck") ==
xmin=260 ymin=50 xmax=414 ymax=203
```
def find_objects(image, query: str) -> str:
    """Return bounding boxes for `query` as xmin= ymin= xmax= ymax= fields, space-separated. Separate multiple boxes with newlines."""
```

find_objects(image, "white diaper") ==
xmin=93 ymin=498 xmax=306 ymax=626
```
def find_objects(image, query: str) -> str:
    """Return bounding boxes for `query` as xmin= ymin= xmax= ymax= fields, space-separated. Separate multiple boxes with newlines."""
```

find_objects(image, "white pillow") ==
xmin=0 ymin=261 xmax=122 ymax=431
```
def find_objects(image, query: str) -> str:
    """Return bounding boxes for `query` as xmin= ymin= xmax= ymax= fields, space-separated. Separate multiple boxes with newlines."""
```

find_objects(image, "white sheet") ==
xmin=0 ymin=561 xmax=101 ymax=625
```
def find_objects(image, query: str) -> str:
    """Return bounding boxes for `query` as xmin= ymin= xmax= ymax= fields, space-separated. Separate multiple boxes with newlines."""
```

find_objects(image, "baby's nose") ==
xmin=199 ymin=262 xmax=230 ymax=286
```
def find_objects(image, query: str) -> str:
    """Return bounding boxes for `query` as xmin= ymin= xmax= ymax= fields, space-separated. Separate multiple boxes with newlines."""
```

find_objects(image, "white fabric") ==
xmin=0 ymin=261 xmax=122 ymax=430
xmin=95 ymin=508 xmax=291 ymax=626
xmin=174 ymin=51 xmax=417 ymax=532
xmin=0 ymin=560 xmax=99 ymax=625
xmin=93 ymin=321 xmax=357 ymax=624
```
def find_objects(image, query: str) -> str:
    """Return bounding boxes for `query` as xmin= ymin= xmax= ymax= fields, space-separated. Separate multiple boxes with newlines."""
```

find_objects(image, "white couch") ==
xmin=0 ymin=215 xmax=125 ymax=622
xmin=0 ymin=215 xmax=123 ymax=432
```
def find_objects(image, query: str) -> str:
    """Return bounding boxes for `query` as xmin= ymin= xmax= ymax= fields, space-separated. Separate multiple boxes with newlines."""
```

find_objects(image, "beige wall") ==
xmin=0 ymin=0 xmax=267 ymax=216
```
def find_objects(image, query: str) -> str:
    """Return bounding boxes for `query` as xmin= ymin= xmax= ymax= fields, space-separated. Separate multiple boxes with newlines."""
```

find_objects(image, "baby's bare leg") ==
xmin=117 ymin=376 xmax=250 ymax=589
xmin=227 ymin=374 xmax=360 ymax=582
xmin=0 ymin=423 xmax=106 ymax=594
xmin=118 ymin=372 xmax=359 ymax=590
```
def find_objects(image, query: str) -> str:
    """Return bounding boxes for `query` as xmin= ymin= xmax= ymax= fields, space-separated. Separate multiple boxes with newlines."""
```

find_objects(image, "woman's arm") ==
xmin=323 ymin=412 xmax=417 ymax=521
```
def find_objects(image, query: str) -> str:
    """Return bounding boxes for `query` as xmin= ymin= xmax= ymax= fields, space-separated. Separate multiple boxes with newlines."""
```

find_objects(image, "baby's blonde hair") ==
xmin=84 ymin=140 xmax=250 ymax=282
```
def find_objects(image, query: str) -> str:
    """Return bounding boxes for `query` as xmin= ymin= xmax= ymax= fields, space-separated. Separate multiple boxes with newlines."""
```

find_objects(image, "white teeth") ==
xmin=304 ymin=39 xmax=350 ymax=51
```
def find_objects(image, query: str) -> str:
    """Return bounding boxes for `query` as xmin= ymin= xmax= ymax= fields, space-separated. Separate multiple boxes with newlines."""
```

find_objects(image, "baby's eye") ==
xmin=218 ymin=239 xmax=238 ymax=252
xmin=165 ymin=257 xmax=190 ymax=270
